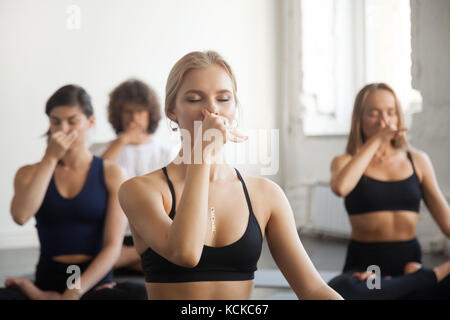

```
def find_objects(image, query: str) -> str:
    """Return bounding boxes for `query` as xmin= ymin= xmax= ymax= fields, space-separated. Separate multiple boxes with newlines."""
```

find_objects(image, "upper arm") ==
xmin=412 ymin=150 xmax=450 ymax=235
xmin=89 ymin=142 xmax=109 ymax=157
xmin=10 ymin=164 xmax=37 ymax=220
xmin=263 ymin=179 xmax=327 ymax=299
xmin=329 ymin=154 xmax=352 ymax=194
xmin=102 ymin=161 xmax=128 ymax=249
xmin=118 ymin=174 xmax=175 ymax=260
xmin=13 ymin=164 xmax=37 ymax=194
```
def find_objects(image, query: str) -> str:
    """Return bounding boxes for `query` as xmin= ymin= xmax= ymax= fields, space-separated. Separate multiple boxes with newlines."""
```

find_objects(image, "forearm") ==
xmin=66 ymin=245 xmax=121 ymax=298
xmin=168 ymin=163 xmax=210 ymax=264
xmin=424 ymin=190 xmax=450 ymax=238
xmin=302 ymin=283 xmax=344 ymax=300
xmin=101 ymin=137 xmax=127 ymax=161
xmin=11 ymin=155 xmax=57 ymax=224
xmin=332 ymin=136 xmax=381 ymax=196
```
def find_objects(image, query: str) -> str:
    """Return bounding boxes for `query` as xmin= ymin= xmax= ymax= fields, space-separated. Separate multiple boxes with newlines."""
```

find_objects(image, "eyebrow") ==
xmin=367 ymin=105 xmax=396 ymax=111
xmin=183 ymin=89 xmax=232 ymax=95
xmin=50 ymin=115 xmax=80 ymax=121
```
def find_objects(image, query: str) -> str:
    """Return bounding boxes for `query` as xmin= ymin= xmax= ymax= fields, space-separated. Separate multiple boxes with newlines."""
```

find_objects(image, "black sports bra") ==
xmin=345 ymin=151 xmax=422 ymax=215
xmin=140 ymin=167 xmax=263 ymax=283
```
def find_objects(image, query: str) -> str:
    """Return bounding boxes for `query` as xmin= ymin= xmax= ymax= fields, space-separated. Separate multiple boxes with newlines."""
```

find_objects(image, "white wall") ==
xmin=0 ymin=0 xmax=278 ymax=249
xmin=280 ymin=0 xmax=450 ymax=253
xmin=410 ymin=0 xmax=450 ymax=254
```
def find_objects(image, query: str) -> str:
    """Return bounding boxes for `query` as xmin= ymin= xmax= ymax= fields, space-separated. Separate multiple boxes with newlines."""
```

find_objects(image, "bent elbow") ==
xmin=173 ymin=249 xmax=201 ymax=268
xmin=12 ymin=213 xmax=27 ymax=226
xmin=330 ymin=184 xmax=348 ymax=198
xmin=10 ymin=201 xmax=27 ymax=226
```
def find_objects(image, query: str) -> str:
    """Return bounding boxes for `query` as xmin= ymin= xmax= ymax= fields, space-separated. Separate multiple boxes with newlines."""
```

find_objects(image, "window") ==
xmin=296 ymin=0 xmax=422 ymax=136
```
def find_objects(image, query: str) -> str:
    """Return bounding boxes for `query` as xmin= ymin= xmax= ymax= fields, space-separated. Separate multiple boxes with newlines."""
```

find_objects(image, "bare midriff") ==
xmin=146 ymin=280 xmax=254 ymax=300
xmin=52 ymin=254 xmax=93 ymax=264
xmin=349 ymin=210 xmax=419 ymax=242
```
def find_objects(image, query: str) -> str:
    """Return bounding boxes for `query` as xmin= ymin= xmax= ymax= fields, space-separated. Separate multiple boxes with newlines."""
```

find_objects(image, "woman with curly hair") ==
xmin=90 ymin=79 xmax=175 ymax=275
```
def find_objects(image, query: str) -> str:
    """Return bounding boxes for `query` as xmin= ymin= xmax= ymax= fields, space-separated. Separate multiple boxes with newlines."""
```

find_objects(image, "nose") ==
xmin=130 ymin=111 xmax=139 ymax=121
xmin=61 ymin=122 xmax=70 ymax=134
xmin=380 ymin=111 xmax=391 ymax=125
xmin=204 ymin=99 xmax=219 ymax=114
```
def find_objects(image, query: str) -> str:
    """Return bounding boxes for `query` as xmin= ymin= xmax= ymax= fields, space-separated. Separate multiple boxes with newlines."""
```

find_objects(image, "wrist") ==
xmin=42 ymin=153 xmax=59 ymax=167
xmin=367 ymin=133 xmax=385 ymax=146
xmin=117 ymin=134 xmax=129 ymax=146
xmin=63 ymin=287 xmax=83 ymax=300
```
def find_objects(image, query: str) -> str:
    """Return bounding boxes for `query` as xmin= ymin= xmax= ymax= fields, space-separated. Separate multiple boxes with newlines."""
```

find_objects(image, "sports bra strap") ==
xmin=162 ymin=167 xmax=176 ymax=218
xmin=406 ymin=151 xmax=417 ymax=175
xmin=234 ymin=168 xmax=255 ymax=216
xmin=162 ymin=167 xmax=254 ymax=219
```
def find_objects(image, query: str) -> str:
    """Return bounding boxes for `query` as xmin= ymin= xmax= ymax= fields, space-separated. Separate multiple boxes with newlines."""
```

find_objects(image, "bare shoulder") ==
xmin=408 ymin=148 xmax=431 ymax=163
xmin=240 ymin=173 xmax=300 ymax=239
xmin=118 ymin=169 xmax=169 ymax=222
xmin=239 ymin=173 xmax=286 ymax=221
xmin=102 ymin=159 xmax=127 ymax=190
xmin=103 ymin=159 xmax=125 ymax=176
xmin=14 ymin=163 xmax=39 ymax=185
xmin=408 ymin=147 xmax=433 ymax=180
xmin=119 ymin=169 xmax=166 ymax=202
xmin=241 ymin=173 xmax=282 ymax=195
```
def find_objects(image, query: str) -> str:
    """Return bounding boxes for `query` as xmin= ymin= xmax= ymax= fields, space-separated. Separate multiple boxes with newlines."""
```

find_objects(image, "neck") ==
xmin=142 ymin=134 xmax=153 ymax=144
xmin=377 ymin=141 xmax=393 ymax=155
xmin=208 ymin=163 xmax=231 ymax=182
xmin=60 ymin=144 xmax=92 ymax=169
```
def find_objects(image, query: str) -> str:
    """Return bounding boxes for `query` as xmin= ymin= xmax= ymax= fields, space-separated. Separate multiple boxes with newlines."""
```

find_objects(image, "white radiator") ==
xmin=310 ymin=183 xmax=351 ymax=237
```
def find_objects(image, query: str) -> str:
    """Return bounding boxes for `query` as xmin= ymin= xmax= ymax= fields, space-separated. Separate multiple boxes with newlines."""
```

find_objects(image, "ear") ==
xmin=166 ymin=109 xmax=177 ymax=123
xmin=88 ymin=115 xmax=96 ymax=128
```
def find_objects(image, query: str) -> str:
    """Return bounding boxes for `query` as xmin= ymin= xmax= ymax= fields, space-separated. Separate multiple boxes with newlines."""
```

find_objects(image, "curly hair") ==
xmin=108 ymin=79 xmax=161 ymax=134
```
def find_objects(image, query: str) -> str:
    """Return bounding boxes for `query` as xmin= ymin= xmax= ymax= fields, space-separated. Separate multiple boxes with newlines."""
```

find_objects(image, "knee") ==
xmin=328 ymin=274 xmax=360 ymax=299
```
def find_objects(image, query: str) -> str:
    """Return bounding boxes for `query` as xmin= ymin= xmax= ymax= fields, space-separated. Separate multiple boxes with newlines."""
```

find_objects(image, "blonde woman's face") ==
xmin=361 ymin=89 xmax=398 ymax=140
xmin=171 ymin=65 xmax=237 ymax=134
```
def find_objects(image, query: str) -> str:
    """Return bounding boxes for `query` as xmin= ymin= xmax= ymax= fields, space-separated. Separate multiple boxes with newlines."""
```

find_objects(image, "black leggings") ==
xmin=0 ymin=254 xmax=147 ymax=300
xmin=327 ymin=238 xmax=450 ymax=300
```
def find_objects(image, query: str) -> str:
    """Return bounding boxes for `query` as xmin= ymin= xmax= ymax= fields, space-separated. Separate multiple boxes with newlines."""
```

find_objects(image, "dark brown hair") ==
xmin=108 ymin=79 xmax=161 ymax=134
xmin=45 ymin=84 xmax=93 ymax=136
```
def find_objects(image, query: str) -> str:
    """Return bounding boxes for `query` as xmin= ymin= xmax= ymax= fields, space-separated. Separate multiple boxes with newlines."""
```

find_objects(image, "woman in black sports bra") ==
xmin=328 ymin=83 xmax=450 ymax=299
xmin=119 ymin=51 xmax=342 ymax=300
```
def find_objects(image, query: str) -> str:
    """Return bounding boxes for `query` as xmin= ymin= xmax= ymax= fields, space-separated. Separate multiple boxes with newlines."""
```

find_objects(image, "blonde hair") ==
xmin=345 ymin=83 xmax=409 ymax=155
xmin=165 ymin=51 xmax=239 ymax=124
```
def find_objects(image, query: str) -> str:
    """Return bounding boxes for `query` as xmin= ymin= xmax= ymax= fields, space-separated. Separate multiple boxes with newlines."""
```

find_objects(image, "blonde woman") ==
xmin=119 ymin=51 xmax=343 ymax=300
xmin=328 ymin=83 xmax=450 ymax=299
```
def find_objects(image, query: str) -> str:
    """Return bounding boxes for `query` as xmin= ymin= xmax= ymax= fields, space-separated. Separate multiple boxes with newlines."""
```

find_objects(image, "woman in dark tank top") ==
xmin=328 ymin=83 xmax=450 ymax=299
xmin=0 ymin=85 xmax=146 ymax=300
